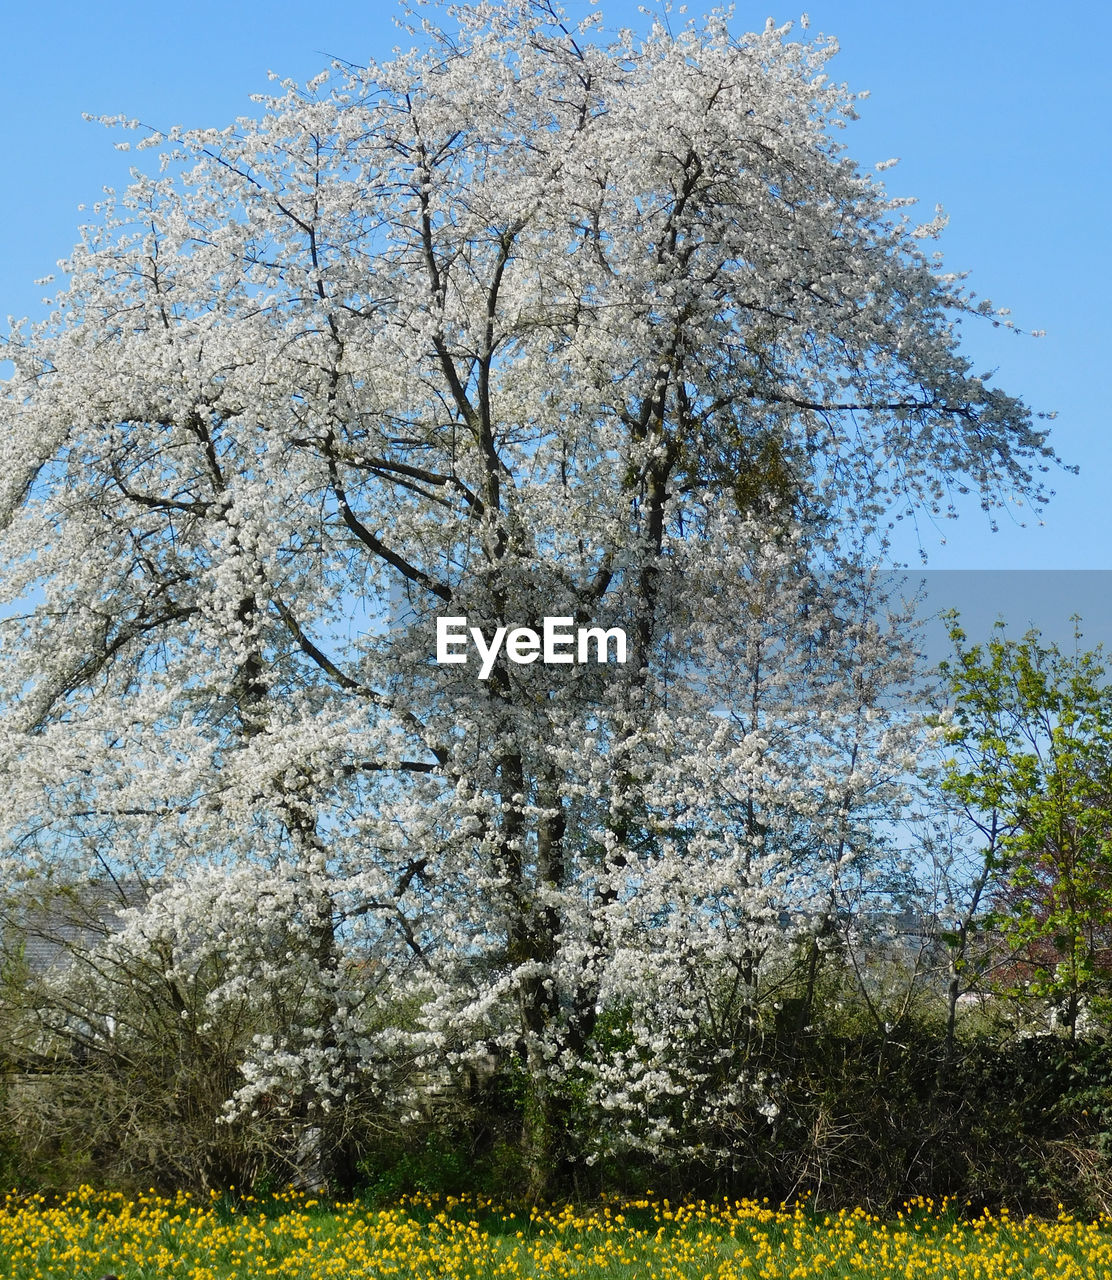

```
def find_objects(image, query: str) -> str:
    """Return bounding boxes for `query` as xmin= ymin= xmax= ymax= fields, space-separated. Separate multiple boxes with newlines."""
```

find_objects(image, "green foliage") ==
xmin=939 ymin=619 xmax=1112 ymax=1034
xmin=357 ymin=1132 xmax=469 ymax=1204
xmin=0 ymin=1081 xmax=18 ymax=1190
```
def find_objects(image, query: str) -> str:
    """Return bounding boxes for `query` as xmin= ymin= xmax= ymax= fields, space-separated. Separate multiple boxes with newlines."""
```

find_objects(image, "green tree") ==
xmin=939 ymin=621 xmax=1112 ymax=1039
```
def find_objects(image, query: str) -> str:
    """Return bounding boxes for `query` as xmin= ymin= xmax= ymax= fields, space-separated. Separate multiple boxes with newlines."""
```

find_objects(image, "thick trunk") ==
xmin=520 ymin=1064 xmax=575 ymax=1200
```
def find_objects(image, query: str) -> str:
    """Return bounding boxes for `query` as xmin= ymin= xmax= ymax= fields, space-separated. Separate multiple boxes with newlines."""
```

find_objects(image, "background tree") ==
xmin=939 ymin=621 xmax=1112 ymax=1039
xmin=0 ymin=1 xmax=1058 ymax=1190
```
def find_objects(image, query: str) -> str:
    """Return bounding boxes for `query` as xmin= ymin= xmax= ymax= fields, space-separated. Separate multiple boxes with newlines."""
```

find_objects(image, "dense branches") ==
xmin=0 ymin=1 xmax=1059 ymax=1190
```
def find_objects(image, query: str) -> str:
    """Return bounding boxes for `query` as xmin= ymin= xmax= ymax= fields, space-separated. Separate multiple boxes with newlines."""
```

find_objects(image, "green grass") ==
xmin=4 ymin=1187 xmax=1112 ymax=1279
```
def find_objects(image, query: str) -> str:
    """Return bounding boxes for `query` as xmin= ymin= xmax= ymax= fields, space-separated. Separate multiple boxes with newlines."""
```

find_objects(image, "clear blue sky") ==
xmin=2 ymin=0 xmax=1108 ymax=577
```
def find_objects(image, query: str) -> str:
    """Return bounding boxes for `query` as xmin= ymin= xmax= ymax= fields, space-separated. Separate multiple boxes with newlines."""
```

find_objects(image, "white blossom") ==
xmin=0 ymin=0 xmax=1054 ymax=1177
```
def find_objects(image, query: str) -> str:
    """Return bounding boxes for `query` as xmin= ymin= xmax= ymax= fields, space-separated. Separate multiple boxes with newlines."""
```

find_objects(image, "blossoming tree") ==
xmin=0 ymin=1 xmax=1057 ymax=1190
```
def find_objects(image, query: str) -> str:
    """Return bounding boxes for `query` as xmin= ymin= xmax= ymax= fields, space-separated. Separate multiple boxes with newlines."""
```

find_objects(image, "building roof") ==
xmin=1 ymin=879 xmax=153 ymax=975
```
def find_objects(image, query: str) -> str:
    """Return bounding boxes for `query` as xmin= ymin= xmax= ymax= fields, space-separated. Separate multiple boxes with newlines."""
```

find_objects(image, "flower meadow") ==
xmin=3 ymin=1189 xmax=1112 ymax=1280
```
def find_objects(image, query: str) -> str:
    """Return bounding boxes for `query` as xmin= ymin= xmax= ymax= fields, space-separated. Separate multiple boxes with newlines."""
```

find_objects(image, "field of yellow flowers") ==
xmin=3 ymin=1187 xmax=1112 ymax=1280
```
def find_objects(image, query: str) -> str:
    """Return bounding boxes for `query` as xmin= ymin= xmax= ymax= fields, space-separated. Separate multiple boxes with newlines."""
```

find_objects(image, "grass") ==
xmin=3 ymin=1186 xmax=1112 ymax=1279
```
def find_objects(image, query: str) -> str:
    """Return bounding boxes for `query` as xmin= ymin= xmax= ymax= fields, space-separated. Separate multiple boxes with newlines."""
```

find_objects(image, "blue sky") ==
xmin=2 ymin=0 xmax=1108 ymax=586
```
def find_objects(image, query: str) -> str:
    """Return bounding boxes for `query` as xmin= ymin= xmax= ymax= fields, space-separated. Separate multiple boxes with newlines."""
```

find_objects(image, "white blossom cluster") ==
xmin=0 ymin=1 xmax=1053 ymax=1170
